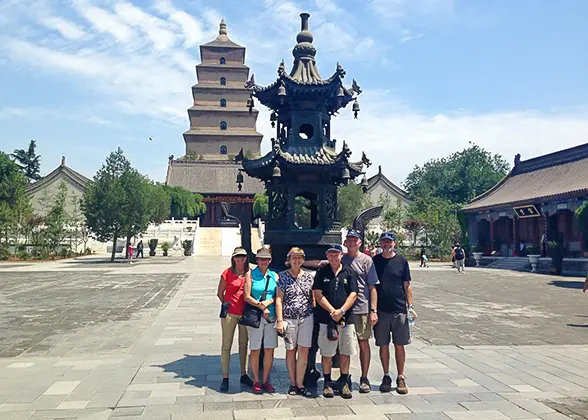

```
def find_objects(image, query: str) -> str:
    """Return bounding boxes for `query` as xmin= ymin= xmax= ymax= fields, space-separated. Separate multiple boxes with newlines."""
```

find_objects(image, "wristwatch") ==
xmin=408 ymin=304 xmax=414 ymax=309
xmin=370 ymin=308 xmax=377 ymax=313
xmin=340 ymin=308 xmax=346 ymax=315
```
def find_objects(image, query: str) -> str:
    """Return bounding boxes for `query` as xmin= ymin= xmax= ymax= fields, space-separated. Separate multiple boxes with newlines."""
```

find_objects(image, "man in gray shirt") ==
xmin=342 ymin=230 xmax=379 ymax=393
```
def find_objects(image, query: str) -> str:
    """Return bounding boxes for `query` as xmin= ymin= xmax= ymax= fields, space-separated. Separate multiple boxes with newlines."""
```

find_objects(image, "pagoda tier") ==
xmin=245 ymin=13 xmax=362 ymax=116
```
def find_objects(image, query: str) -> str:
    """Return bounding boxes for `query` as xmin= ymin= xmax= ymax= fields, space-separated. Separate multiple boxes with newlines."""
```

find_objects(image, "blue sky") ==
xmin=1 ymin=0 xmax=587 ymax=186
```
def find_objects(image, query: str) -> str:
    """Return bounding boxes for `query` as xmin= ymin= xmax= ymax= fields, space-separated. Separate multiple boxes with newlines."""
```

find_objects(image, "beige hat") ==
xmin=256 ymin=248 xmax=272 ymax=259
xmin=232 ymin=247 xmax=248 ymax=257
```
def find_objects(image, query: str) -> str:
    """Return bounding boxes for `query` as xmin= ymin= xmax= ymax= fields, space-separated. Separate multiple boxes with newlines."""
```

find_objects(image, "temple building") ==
xmin=365 ymin=165 xmax=411 ymax=231
xmin=463 ymin=143 xmax=588 ymax=258
xmin=165 ymin=20 xmax=264 ymax=227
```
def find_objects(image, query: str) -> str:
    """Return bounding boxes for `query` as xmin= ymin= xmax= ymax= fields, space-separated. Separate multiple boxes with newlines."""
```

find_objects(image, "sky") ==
xmin=1 ymin=0 xmax=587 ymax=188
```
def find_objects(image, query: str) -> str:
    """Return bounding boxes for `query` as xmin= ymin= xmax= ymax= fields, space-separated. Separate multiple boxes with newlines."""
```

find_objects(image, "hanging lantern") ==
xmin=272 ymin=161 xmax=281 ymax=178
xmin=361 ymin=174 xmax=368 ymax=193
xmin=270 ymin=111 xmax=277 ymax=128
xmin=247 ymin=94 xmax=255 ymax=114
xmin=353 ymin=99 xmax=360 ymax=119
xmin=236 ymin=171 xmax=244 ymax=191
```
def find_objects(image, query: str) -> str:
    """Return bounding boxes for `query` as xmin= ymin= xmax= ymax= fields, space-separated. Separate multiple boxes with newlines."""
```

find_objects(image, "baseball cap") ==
xmin=326 ymin=244 xmax=343 ymax=253
xmin=346 ymin=229 xmax=361 ymax=239
xmin=232 ymin=247 xmax=248 ymax=257
xmin=255 ymin=248 xmax=272 ymax=259
xmin=379 ymin=232 xmax=396 ymax=241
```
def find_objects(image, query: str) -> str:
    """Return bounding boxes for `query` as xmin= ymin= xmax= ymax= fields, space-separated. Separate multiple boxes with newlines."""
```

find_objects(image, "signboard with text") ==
xmin=513 ymin=205 xmax=540 ymax=218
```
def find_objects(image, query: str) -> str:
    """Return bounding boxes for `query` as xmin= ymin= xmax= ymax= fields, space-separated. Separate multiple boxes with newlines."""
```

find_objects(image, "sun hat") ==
xmin=256 ymin=248 xmax=272 ymax=259
xmin=232 ymin=247 xmax=248 ymax=257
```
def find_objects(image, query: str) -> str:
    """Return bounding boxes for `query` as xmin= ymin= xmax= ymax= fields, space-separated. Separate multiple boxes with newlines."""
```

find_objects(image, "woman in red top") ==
xmin=217 ymin=247 xmax=253 ymax=392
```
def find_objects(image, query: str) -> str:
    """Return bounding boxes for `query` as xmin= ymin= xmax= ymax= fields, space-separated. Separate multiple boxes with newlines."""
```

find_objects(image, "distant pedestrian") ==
xmin=419 ymin=246 xmax=428 ymax=267
xmin=454 ymin=243 xmax=466 ymax=274
xmin=127 ymin=243 xmax=135 ymax=264
xmin=136 ymin=240 xmax=144 ymax=258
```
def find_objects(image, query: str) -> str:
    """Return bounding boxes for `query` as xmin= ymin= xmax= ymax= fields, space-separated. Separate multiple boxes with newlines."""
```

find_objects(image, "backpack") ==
xmin=455 ymin=248 xmax=464 ymax=260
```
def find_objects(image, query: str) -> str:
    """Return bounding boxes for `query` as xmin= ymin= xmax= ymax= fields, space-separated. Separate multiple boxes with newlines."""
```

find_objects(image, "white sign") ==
xmin=556 ymin=203 xmax=568 ymax=210
xmin=498 ymin=212 xmax=506 ymax=217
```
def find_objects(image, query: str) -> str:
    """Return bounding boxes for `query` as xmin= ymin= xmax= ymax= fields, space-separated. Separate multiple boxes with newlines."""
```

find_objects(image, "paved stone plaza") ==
xmin=0 ymin=256 xmax=587 ymax=419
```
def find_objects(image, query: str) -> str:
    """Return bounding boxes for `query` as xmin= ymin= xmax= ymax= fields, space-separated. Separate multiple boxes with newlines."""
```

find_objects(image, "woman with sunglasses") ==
xmin=217 ymin=247 xmax=254 ymax=392
xmin=244 ymin=248 xmax=279 ymax=394
xmin=276 ymin=247 xmax=315 ymax=396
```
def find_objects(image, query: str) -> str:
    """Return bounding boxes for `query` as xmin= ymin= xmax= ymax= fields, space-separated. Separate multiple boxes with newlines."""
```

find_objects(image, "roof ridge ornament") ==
xmin=219 ymin=19 xmax=227 ymax=35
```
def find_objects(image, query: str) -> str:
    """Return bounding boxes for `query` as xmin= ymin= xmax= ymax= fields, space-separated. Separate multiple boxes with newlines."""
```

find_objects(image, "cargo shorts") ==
xmin=374 ymin=311 xmax=411 ymax=346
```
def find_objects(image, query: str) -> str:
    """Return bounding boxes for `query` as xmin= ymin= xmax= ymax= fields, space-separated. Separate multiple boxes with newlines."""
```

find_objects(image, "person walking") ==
xmin=127 ymin=242 xmax=135 ymax=264
xmin=136 ymin=240 xmax=144 ymax=258
xmin=313 ymin=244 xmax=358 ymax=399
xmin=276 ymin=247 xmax=315 ymax=396
xmin=373 ymin=232 xmax=416 ymax=395
xmin=419 ymin=246 xmax=427 ymax=268
xmin=342 ymin=230 xmax=379 ymax=394
xmin=216 ymin=247 xmax=254 ymax=392
xmin=244 ymin=248 xmax=279 ymax=394
xmin=454 ymin=243 xmax=466 ymax=274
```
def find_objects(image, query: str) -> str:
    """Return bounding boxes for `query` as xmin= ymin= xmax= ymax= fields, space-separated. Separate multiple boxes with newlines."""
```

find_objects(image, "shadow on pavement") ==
xmin=567 ymin=324 xmax=588 ymax=328
xmin=547 ymin=280 xmax=585 ymax=289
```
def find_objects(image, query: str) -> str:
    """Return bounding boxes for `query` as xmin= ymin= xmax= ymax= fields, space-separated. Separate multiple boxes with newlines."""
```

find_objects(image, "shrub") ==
xmin=84 ymin=248 xmax=92 ymax=255
xmin=0 ymin=246 xmax=10 ymax=261
xmin=161 ymin=242 xmax=170 ymax=252
xmin=182 ymin=240 xmax=193 ymax=252
xmin=16 ymin=250 xmax=31 ymax=260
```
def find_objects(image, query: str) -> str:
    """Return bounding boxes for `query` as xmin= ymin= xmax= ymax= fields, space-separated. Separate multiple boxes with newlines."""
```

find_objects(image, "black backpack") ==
xmin=455 ymin=247 xmax=464 ymax=260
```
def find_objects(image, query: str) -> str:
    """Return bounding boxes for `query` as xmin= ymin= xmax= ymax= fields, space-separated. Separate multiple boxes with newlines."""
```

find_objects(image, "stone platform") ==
xmin=0 ymin=257 xmax=586 ymax=419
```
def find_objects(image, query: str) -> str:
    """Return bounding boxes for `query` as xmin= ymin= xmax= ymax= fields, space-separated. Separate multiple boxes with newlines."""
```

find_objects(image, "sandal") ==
xmin=296 ymin=386 xmax=313 ymax=397
xmin=287 ymin=385 xmax=298 ymax=395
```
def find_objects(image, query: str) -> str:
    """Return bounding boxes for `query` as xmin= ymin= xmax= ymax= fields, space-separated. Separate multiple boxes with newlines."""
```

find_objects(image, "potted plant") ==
xmin=575 ymin=201 xmax=588 ymax=257
xmin=526 ymin=245 xmax=540 ymax=272
xmin=148 ymin=239 xmax=158 ymax=257
xmin=161 ymin=242 xmax=170 ymax=257
xmin=182 ymin=240 xmax=193 ymax=256
xmin=472 ymin=243 xmax=484 ymax=267
xmin=547 ymin=240 xmax=565 ymax=275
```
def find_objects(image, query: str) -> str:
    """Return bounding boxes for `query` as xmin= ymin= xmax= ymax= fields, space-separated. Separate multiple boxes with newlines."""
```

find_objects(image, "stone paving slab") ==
xmin=0 ymin=257 xmax=586 ymax=419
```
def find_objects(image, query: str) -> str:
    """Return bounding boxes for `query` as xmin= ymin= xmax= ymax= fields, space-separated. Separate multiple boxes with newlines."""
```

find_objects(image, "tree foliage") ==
xmin=338 ymin=183 xmax=372 ymax=229
xmin=0 ymin=152 xmax=30 ymax=245
xmin=149 ymin=184 xmax=171 ymax=225
xmin=404 ymin=144 xmax=509 ymax=204
xmin=162 ymin=185 xmax=206 ymax=219
xmin=253 ymin=192 xmax=268 ymax=220
xmin=575 ymin=201 xmax=588 ymax=251
xmin=12 ymin=140 xmax=41 ymax=183
xmin=44 ymin=181 xmax=69 ymax=254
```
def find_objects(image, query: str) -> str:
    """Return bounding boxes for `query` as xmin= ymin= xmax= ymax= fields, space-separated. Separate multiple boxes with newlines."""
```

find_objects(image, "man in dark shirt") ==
xmin=313 ymin=244 xmax=358 ymax=399
xmin=372 ymin=232 xmax=417 ymax=395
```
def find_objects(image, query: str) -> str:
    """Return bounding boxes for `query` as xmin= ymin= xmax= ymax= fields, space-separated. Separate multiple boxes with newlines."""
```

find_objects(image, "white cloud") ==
xmin=74 ymin=3 xmax=135 ymax=43
xmin=154 ymin=0 xmax=208 ymax=48
xmin=43 ymin=16 xmax=86 ymax=40
xmin=113 ymin=2 xmax=176 ymax=50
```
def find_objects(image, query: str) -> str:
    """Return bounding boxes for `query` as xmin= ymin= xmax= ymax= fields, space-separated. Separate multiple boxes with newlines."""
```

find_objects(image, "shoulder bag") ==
xmin=239 ymin=275 xmax=271 ymax=328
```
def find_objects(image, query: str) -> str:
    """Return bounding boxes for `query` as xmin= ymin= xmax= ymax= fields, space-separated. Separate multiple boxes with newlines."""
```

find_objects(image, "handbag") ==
xmin=219 ymin=301 xmax=230 ymax=318
xmin=239 ymin=275 xmax=271 ymax=328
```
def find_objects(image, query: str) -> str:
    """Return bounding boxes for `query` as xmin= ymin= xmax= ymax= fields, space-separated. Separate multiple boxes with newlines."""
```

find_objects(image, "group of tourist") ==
xmin=216 ymin=230 xmax=417 ymax=399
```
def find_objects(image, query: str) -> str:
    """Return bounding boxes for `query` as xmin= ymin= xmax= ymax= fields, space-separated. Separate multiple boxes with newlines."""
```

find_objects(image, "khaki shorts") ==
xmin=247 ymin=318 xmax=278 ymax=351
xmin=354 ymin=314 xmax=372 ymax=341
xmin=283 ymin=314 xmax=314 ymax=350
xmin=318 ymin=323 xmax=358 ymax=357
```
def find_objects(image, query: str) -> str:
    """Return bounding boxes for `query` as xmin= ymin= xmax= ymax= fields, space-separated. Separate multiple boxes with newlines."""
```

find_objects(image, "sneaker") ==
xmin=253 ymin=382 xmax=263 ymax=394
xmin=359 ymin=377 xmax=371 ymax=393
xmin=323 ymin=382 xmax=334 ymax=398
xmin=220 ymin=378 xmax=229 ymax=393
xmin=396 ymin=375 xmax=408 ymax=394
xmin=262 ymin=381 xmax=275 ymax=393
xmin=240 ymin=374 xmax=253 ymax=387
xmin=379 ymin=375 xmax=392 ymax=393
xmin=340 ymin=382 xmax=353 ymax=399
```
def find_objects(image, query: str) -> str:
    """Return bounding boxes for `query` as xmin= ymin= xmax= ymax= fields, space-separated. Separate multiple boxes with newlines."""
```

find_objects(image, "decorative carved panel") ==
xmin=325 ymin=190 xmax=336 ymax=219
xmin=271 ymin=189 xmax=288 ymax=219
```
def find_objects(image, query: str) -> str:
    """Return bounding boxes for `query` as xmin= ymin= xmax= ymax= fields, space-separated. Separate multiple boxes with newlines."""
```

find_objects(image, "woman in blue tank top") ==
xmin=244 ymin=247 xmax=278 ymax=394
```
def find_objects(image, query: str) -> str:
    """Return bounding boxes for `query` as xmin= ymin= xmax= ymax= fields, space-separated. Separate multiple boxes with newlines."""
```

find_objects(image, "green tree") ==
xmin=83 ymin=148 xmax=143 ymax=262
xmin=44 ymin=181 xmax=69 ymax=255
xmin=0 ymin=152 xmax=29 ymax=245
xmin=404 ymin=144 xmax=509 ymax=204
xmin=118 ymin=167 xmax=152 ymax=256
xmin=162 ymin=185 xmax=206 ymax=219
xmin=337 ymin=183 xmax=372 ymax=228
xmin=149 ymin=184 xmax=171 ymax=225
xmin=380 ymin=198 xmax=407 ymax=245
xmin=253 ymin=192 xmax=268 ymax=220
xmin=408 ymin=196 xmax=461 ymax=257
xmin=69 ymin=195 xmax=87 ymax=253
xmin=12 ymin=140 xmax=41 ymax=183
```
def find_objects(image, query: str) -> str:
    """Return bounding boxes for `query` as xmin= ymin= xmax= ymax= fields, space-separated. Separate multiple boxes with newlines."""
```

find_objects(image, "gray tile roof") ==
xmin=166 ymin=160 xmax=263 ymax=195
xmin=279 ymin=145 xmax=338 ymax=165
xmin=463 ymin=152 xmax=588 ymax=211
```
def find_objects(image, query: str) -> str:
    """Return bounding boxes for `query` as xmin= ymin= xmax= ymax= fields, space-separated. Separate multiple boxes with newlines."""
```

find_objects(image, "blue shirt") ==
xmin=251 ymin=267 xmax=278 ymax=319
